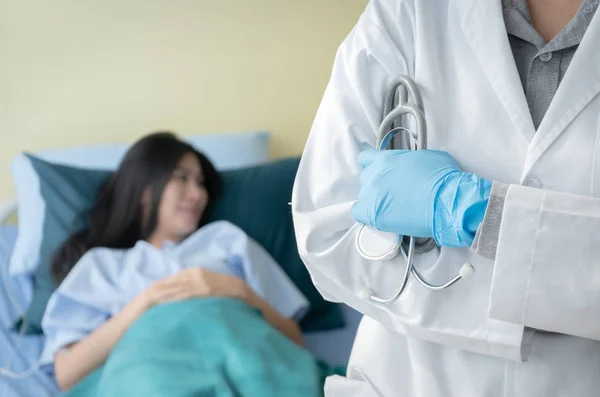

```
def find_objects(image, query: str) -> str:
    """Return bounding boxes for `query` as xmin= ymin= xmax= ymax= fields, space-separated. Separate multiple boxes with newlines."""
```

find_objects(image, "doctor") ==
xmin=292 ymin=0 xmax=600 ymax=396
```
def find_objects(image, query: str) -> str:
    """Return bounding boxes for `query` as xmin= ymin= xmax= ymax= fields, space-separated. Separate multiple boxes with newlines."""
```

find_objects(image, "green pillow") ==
xmin=14 ymin=155 xmax=343 ymax=334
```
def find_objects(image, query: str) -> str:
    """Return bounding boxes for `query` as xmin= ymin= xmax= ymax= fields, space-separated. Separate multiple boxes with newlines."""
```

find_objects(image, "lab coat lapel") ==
xmin=523 ymin=11 xmax=600 ymax=176
xmin=457 ymin=0 xmax=536 ymax=144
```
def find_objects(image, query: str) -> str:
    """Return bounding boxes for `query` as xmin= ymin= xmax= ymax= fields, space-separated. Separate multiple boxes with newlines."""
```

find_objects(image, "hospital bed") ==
xmin=0 ymin=133 xmax=361 ymax=397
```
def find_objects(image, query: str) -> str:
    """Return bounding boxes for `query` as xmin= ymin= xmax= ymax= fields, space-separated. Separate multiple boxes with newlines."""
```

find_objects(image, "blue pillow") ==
xmin=13 ymin=154 xmax=343 ymax=334
xmin=15 ymin=156 xmax=112 ymax=334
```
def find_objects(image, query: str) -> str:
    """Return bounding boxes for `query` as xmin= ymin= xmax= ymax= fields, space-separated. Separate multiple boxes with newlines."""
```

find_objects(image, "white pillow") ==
xmin=9 ymin=131 xmax=271 ymax=275
xmin=35 ymin=131 xmax=270 ymax=171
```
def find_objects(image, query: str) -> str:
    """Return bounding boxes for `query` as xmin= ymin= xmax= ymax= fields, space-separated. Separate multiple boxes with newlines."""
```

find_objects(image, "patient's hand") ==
xmin=140 ymin=269 xmax=304 ymax=346
xmin=142 ymin=268 xmax=248 ymax=307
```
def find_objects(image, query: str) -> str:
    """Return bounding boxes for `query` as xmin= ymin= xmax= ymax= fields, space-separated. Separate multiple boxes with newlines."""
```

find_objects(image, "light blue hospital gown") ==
xmin=39 ymin=220 xmax=309 ymax=371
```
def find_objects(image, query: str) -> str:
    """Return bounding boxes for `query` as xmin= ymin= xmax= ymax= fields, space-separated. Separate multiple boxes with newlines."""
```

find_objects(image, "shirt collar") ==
xmin=502 ymin=0 xmax=599 ymax=53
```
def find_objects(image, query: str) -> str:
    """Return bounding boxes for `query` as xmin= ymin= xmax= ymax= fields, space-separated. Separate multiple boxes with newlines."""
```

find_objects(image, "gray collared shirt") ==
xmin=471 ymin=0 xmax=599 ymax=260
xmin=504 ymin=0 xmax=598 ymax=128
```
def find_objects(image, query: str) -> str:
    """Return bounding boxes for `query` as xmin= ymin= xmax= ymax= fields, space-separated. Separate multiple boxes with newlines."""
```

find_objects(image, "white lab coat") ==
xmin=292 ymin=0 xmax=600 ymax=396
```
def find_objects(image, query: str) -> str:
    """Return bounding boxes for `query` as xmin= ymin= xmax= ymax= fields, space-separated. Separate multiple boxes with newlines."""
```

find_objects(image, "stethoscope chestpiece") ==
xmin=355 ymin=224 xmax=402 ymax=261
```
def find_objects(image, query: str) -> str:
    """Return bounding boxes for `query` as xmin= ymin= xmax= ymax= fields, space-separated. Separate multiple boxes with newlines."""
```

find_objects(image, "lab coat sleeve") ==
xmin=292 ymin=0 xmax=529 ymax=361
xmin=488 ymin=183 xmax=600 ymax=341
xmin=293 ymin=0 xmax=414 ymax=305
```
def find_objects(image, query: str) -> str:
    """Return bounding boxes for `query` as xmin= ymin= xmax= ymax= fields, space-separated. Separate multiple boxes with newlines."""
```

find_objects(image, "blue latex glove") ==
xmin=352 ymin=149 xmax=492 ymax=247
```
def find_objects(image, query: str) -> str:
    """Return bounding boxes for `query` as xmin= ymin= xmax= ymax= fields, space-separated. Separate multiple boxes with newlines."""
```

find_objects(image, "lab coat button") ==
xmin=524 ymin=175 xmax=544 ymax=188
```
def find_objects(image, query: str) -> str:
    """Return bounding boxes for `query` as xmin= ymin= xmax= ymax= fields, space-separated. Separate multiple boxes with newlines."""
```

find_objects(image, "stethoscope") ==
xmin=355 ymin=75 xmax=474 ymax=305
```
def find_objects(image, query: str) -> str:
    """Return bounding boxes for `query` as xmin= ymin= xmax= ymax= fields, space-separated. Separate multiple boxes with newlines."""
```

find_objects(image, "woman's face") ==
xmin=151 ymin=152 xmax=209 ymax=243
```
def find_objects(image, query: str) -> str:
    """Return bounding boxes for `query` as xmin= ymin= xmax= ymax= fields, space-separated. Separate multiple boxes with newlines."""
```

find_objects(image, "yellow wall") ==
xmin=0 ymin=0 xmax=368 ymax=201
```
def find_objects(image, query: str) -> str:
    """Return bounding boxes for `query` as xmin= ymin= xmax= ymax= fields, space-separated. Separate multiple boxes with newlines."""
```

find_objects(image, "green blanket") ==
xmin=62 ymin=298 xmax=345 ymax=397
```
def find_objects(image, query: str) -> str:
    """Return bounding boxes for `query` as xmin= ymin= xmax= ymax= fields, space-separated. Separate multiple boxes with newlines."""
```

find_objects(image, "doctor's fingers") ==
xmin=355 ymin=168 xmax=385 ymax=223
xmin=358 ymin=162 xmax=395 ymax=193
xmin=352 ymin=199 xmax=376 ymax=227
xmin=358 ymin=157 xmax=389 ymax=186
xmin=358 ymin=148 xmax=379 ymax=167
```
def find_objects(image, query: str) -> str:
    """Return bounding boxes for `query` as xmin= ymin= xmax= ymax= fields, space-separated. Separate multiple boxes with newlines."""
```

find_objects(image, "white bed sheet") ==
xmin=0 ymin=225 xmax=360 ymax=396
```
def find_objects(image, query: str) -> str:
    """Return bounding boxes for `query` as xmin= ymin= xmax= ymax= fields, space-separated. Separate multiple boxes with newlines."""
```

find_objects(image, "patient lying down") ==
xmin=40 ymin=132 xmax=316 ymax=395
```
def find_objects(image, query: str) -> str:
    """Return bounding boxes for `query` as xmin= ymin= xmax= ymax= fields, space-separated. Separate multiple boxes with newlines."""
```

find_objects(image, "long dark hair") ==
xmin=51 ymin=132 xmax=221 ymax=284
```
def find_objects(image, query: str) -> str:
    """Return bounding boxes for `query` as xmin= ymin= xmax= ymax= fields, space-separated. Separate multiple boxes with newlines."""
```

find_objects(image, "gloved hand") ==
xmin=352 ymin=148 xmax=492 ymax=247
